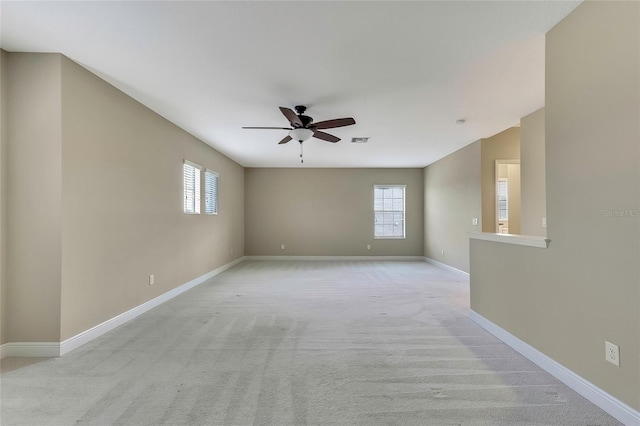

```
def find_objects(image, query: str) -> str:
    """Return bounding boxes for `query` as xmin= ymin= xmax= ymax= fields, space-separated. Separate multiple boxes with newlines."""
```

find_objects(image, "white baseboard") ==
xmin=423 ymin=257 xmax=470 ymax=278
xmin=469 ymin=310 xmax=640 ymax=426
xmin=244 ymin=255 xmax=425 ymax=261
xmin=0 ymin=342 xmax=60 ymax=358
xmin=59 ymin=256 xmax=245 ymax=356
xmin=1 ymin=257 xmax=245 ymax=359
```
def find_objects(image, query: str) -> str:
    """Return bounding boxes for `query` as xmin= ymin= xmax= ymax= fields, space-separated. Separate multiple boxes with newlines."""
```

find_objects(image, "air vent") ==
xmin=351 ymin=137 xmax=370 ymax=143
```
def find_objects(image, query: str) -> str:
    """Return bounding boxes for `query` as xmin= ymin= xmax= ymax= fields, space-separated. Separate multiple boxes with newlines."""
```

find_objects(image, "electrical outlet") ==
xmin=472 ymin=217 xmax=478 ymax=226
xmin=149 ymin=274 xmax=154 ymax=286
xmin=367 ymin=244 xmax=371 ymax=250
xmin=441 ymin=249 xmax=445 ymax=256
xmin=281 ymin=244 xmax=285 ymax=250
xmin=605 ymin=341 xmax=620 ymax=366
xmin=542 ymin=217 xmax=547 ymax=228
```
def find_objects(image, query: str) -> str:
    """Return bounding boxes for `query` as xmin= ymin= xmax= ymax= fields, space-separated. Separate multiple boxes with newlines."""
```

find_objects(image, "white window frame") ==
xmin=373 ymin=185 xmax=406 ymax=239
xmin=183 ymin=160 xmax=201 ymax=214
xmin=204 ymin=169 xmax=219 ymax=215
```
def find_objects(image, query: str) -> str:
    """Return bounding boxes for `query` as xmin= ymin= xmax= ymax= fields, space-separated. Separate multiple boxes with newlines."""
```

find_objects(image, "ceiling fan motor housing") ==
xmin=294 ymin=105 xmax=313 ymax=128
xmin=298 ymin=115 xmax=313 ymax=128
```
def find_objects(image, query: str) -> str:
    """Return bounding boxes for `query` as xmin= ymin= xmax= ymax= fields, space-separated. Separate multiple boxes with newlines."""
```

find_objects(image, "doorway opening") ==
xmin=495 ymin=160 xmax=520 ymax=234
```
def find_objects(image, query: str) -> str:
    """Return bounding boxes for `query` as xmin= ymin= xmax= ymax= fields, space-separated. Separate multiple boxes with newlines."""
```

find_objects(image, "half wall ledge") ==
xmin=469 ymin=232 xmax=550 ymax=249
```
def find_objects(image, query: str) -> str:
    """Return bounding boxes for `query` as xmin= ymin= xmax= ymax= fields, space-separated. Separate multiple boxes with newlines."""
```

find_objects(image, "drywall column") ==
xmin=471 ymin=0 xmax=639 ymax=412
xmin=520 ymin=108 xmax=546 ymax=237
xmin=6 ymin=53 xmax=63 ymax=343
xmin=544 ymin=0 xmax=639 ymax=407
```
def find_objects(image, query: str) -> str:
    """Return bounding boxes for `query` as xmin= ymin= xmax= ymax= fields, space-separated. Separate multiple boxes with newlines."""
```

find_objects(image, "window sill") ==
xmin=469 ymin=232 xmax=550 ymax=248
xmin=374 ymin=237 xmax=406 ymax=240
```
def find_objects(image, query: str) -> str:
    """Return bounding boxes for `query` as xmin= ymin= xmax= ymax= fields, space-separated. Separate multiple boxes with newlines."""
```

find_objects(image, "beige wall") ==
xmin=59 ymin=57 xmax=245 ymax=340
xmin=480 ymin=127 xmax=520 ymax=233
xmin=245 ymin=168 xmax=423 ymax=256
xmin=5 ymin=53 xmax=63 ymax=342
xmin=0 ymin=50 xmax=7 ymax=344
xmin=423 ymin=141 xmax=482 ymax=272
xmin=520 ymin=108 xmax=546 ymax=237
xmin=3 ymin=53 xmax=245 ymax=343
xmin=471 ymin=0 xmax=639 ymax=409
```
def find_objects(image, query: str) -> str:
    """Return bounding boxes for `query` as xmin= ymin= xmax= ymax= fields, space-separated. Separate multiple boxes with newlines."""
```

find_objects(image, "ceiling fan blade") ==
xmin=312 ymin=117 xmax=356 ymax=130
xmin=242 ymin=126 xmax=292 ymax=130
xmin=279 ymin=107 xmax=303 ymax=127
xmin=278 ymin=135 xmax=292 ymax=145
xmin=313 ymin=130 xmax=340 ymax=143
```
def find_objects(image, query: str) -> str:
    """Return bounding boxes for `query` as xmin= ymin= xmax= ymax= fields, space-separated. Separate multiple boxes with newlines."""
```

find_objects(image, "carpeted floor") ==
xmin=0 ymin=260 xmax=620 ymax=425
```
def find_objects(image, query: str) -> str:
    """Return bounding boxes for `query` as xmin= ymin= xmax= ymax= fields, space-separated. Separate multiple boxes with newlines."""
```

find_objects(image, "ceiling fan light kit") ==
xmin=289 ymin=127 xmax=313 ymax=142
xmin=243 ymin=105 xmax=356 ymax=163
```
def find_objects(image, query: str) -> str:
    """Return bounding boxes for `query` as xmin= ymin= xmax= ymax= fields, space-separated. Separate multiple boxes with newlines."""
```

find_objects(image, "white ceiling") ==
xmin=1 ymin=1 xmax=580 ymax=168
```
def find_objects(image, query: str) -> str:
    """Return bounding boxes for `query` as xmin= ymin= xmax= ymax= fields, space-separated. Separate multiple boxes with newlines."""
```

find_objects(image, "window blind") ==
xmin=205 ymin=169 xmax=219 ymax=215
xmin=183 ymin=161 xmax=201 ymax=214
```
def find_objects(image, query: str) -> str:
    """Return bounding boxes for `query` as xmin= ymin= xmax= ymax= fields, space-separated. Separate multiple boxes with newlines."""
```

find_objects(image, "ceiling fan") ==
xmin=242 ymin=105 xmax=356 ymax=145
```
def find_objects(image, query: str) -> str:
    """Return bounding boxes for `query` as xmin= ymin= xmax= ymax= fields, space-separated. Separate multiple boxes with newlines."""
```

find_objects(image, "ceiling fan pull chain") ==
xmin=300 ymin=141 xmax=304 ymax=164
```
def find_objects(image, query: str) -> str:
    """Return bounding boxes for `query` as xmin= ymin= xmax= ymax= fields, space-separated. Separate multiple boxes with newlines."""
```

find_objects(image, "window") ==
xmin=183 ymin=160 xmax=201 ymax=214
xmin=497 ymin=179 xmax=508 ymax=221
xmin=205 ymin=169 xmax=219 ymax=215
xmin=374 ymin=185 xmax=405 ymax=239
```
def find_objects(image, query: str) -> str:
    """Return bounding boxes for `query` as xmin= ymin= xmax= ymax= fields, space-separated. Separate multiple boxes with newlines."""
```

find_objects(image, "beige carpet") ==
xmin=1 ymin=260 xmax=620 ymax=425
